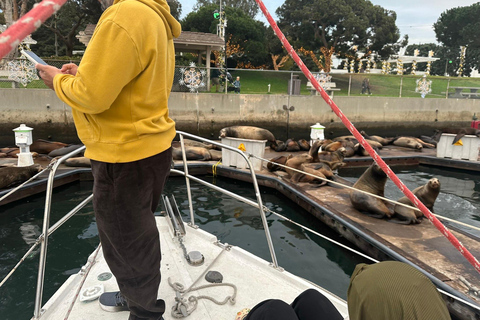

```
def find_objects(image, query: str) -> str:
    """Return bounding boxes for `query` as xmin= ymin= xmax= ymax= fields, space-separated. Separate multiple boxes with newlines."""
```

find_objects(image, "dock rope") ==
xmin=251 ymin=153 xmax=480 ymax=233
xmin=253 ymin=0 xmax=480 ymax=274
xmin=168 ymin=246 xmax=237 ymax=318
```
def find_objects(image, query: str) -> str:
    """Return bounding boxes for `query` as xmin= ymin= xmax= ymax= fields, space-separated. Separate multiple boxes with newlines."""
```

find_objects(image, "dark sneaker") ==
xmin=99 ymin=291 xmax=129 ymax=312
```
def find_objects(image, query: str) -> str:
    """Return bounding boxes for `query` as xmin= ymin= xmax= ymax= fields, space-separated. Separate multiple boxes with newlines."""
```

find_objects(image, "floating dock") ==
xmin=1 ymin=144 xmax=480 ymax=319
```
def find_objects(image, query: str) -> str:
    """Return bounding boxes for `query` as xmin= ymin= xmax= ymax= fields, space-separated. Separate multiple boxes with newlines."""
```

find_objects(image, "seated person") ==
xmin=236 ymin=261 xmax=451 ymax=320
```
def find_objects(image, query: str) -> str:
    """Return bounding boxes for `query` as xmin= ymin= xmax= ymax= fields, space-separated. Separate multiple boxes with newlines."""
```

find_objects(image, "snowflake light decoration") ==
xmin=7 ymin=59 xmax=39 ymax=87
xmin=314 ymin=72 xmax=332 ymax=90
xmin=178 ymin=62 xmax=206 ymax=93
xmin=415 ymin=75 xmax=432 ymax=98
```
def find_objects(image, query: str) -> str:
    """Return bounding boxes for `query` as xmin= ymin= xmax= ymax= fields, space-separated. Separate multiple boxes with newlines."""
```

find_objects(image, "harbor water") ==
xmin=0 ymin=165 xmax=479 ymax=320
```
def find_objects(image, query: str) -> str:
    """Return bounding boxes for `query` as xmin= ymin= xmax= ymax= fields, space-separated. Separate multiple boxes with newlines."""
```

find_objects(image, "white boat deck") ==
xmin=40 ymin=216 xmax=349 ymax=320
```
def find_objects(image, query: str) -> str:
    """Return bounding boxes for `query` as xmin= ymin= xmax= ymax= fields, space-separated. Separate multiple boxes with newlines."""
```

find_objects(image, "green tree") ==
xmin=31 ymin=0 xmax=102 ymax=57
xmin=0 ymin=11 xmax=5 ymax=24
xmin=167 ymin=0 xmax=182 ymax=20
xmin=276 ymin=0 xmax=400 ymax=71
xmin=193 ymin=0 xmax=259 ymax=19
xmin=182 ymin=4 xmax=269 ymax=67
xmin=434 ymin=3 xmax=480 ymax=75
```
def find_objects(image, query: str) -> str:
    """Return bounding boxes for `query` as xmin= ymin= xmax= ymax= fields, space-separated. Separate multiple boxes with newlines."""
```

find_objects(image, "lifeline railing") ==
xmin=173 ymin=131 xmax=279 ymax=268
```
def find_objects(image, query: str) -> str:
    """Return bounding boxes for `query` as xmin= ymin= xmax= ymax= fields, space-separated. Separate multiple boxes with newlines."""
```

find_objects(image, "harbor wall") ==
xmin=0 ymin=88 xmax=476 ymax=145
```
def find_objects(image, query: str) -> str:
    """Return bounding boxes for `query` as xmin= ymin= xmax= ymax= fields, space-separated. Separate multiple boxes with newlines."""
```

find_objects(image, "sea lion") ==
xmin=30 ymin=139 xmax=68 ymax=154
xmin=291 ymin=163 xmax=328 ymax=186
xmin=354 ymin=143 xmax=380 ymax=157
xmin=316 ymin=147 xmax=347 ymax=169
xmin=267 ymin=155 xmax=290 ymax=172
xmin=285 ymin=139 xmax=301 ymax=152
xmin=303 ymin=162 xmax=335 ymax=179
xmin=172 ymin=147 xmax=212 ymax=161
xmin=393 ymin=178 xmax=441 ymax=224
xmin=349 ymin=163 xmax=392 ymax=219
xmin=419 ymin=130 xmax=441 ymax=147
xmin=65 ymin=157 xmax=92 ymax=167
xmin=270 ymin=140 xmax=287 ymax=152
xmin=208 ymin=149 xmax=222 ymax=161
xmin=360 ymin=131 xmax=395 ymax=146
xmin=284 ymin=153 xmax=313 ymax=178
xmin=297 ymin=139 xmax=310 ymax=151
xmin=171 ymin=139 xmax=215 ymax=150
xmin=219 ymin=126 xmax=276 ymax=142
xmin=393 ymin=137 xmax=423 ymax=150
xmin=324 ymin=141 xmax=343 ymax=152
xmin=0 ymin=164 xmax=43 ymax=189
xmin=48 ymin=144 xmax=84 ymax=157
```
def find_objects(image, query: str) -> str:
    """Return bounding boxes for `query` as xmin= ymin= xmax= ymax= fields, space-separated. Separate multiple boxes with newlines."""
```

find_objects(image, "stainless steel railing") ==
xmin=174 ymin=131 xmax=279 ymax=268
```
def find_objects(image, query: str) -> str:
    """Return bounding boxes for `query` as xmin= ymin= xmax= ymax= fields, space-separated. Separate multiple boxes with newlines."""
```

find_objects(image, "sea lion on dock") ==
xmin=291 ymin=163 xmax=328 ymax=186
xmin=297 ymin=139 xmax=310 ymax=151
xmin=285 ymin=139 xmax=301 ymax=152
xmin=324 ymin=141 xmax=343 ymax=152
xmin=267 ymin=155 xmax=290 ymax=172
xmin=393 ymin=137 xmax=423 ymax=150
xmin=316 ymin=147 xmax=347 ymax=169
xmin=442 ymin=128 xmax=480 ymax=145
xmin=48 ymin=144 xmax=84 ymax=157
xmin=171 ymin=139 xmax=215 ymax=150
xmin=360 ymin=131 xmax=395 ymax=146
xmin=349 ymin=163 xmax=392 ymax=219
xmin=30 ymin=139 xmax=68 ymax=154
xmin=0 ymin=164 xmax=43 ymax=189
xmin=65 ymin=157 xmax=92 ymax=167
xmin=172 ymin=147 xmax=212 ymax=161
xmin=270 ymin=140 xmax=287 ymax=152
xmin=285 ymin=153 xmax=313 ymax=178
xmin=219 ymin=126 xmax=276 ymax=143
xmin=393 ymin=178 xmax=441 ymax=224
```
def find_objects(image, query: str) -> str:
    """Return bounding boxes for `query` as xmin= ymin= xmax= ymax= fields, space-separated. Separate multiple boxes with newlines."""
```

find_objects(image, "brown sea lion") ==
xmin=303 ymin=162 xmax=335 ymax=179
xmin=297 ymin=139 xmax=310 ymax=151
xmin=285 ymin=139 xmax=301 ymax=152
xmin=172 ymin=147 xmax=212 ymax=161
xmin=285 ymin=153 xmax=313 ymax=178
xmin=316 ymin=147 xmax=347 ymax=169
xmin=0 ymin=164 xmax=43 ymax=189
xmin=65 ymin=157 xmax=92 ymax=167
xmin=393 ymin=137 xmax=423 ymax=150
xmin=393 ymin=178 xmax=441 ymax=224
xmin=30 ymin=139 xmax=68 ymax=154
xmin=291 ymin=163 xmax=328 ymax=186
xmin=324 ymin=141 xmax=343 ymax=152
xmin=171 ymin=139 xmax=215 ymax=150
xmin=270 ymin=140 xmax=287 ymax=152
xmin=354 ymin=143 xmax=380 ymax=157
xmin=267 ymin=155 xmax=290 ymax=172
xmin=219 ymin=126 xmax=276 ymax=142
xmin=360 ymin=131 xmax=395 ymax=146
xmin=48 ymin=144 xmax=84 ymax=157
xmin=349 ymin=163 xmax=392 ymax=219
xmin=208 ymin=149 xmax=222 ymax=161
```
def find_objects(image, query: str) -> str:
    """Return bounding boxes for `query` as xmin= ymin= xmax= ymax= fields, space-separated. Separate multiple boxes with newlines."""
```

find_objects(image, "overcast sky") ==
xmin=179 ymin=0 xmax=479 ymax=45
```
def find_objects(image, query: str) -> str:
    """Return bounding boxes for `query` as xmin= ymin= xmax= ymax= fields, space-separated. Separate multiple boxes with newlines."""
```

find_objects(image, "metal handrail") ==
xmin=33 ymin=146 xmax=88 ymax=320
xmin=176 ymin=131 xmax=279 ymax=269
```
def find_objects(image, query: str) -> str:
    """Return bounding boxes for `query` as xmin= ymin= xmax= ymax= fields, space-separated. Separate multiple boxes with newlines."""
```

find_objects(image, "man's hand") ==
xmin=60 ymin=63 xmax=78 ymax=76
xmin=36 ymin=64 xmax=62 ymax=90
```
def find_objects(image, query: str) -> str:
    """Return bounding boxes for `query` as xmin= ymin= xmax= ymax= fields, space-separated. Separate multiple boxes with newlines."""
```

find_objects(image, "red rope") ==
xmin=0 ymin=0 xmax=67 ymax=59
xmin=254 ymin=0 xmax=480 ymax=274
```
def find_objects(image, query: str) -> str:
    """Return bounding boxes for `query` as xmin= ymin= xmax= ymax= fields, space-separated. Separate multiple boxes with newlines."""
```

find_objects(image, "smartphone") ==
xmin=21 ymin=50 xmax=48 ymax=65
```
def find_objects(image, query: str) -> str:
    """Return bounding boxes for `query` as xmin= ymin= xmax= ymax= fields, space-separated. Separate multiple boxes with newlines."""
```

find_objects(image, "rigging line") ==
xmin=253 ymin=0 xmax=480 ymax=274
xmin=251 ymin=154 xmax=480 ymax=233
xmin=0 ymin=239 xmax=41 ymax=288
xmin=0 ymin=0 xmax=68 ymax=59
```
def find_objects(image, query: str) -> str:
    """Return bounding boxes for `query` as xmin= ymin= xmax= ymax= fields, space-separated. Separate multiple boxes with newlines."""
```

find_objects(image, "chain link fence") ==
xmin=2 ymin=58 xmax=480 ymax=99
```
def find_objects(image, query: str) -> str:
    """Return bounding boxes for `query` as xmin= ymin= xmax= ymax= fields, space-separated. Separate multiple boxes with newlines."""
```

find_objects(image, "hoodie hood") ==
xmin=113 ymin=0 xmax=181 ymax=39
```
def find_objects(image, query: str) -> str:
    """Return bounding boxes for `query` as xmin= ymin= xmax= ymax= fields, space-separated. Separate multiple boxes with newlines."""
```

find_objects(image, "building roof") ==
xmin=76 ymin=25 xmax=223 ymax=52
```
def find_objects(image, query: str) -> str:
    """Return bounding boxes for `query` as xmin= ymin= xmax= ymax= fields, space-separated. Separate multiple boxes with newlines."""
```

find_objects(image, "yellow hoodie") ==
xmin=53 ymin=0 xmax=181 ymax=163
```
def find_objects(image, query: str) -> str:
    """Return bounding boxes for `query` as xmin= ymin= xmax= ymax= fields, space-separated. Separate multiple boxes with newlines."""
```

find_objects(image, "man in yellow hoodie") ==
xmin=36 ymin=0 xmax=181 ymax=319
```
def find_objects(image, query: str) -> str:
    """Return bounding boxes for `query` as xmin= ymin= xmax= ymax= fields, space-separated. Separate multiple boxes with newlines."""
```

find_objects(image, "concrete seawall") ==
xmin=0 ymin=88 xmax=476 ymax=145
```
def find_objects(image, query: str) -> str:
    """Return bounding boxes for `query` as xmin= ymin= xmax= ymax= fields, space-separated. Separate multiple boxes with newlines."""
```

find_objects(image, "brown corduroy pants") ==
xmin=91 ymin=148 xmax=172 ymax=320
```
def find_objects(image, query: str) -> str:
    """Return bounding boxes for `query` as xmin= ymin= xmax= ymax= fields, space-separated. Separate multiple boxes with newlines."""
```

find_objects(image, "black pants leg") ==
xmin=245 ymin=289 xmax=343 ymax=320
xmin=91 ymin=148 xmax=172 ymax=320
